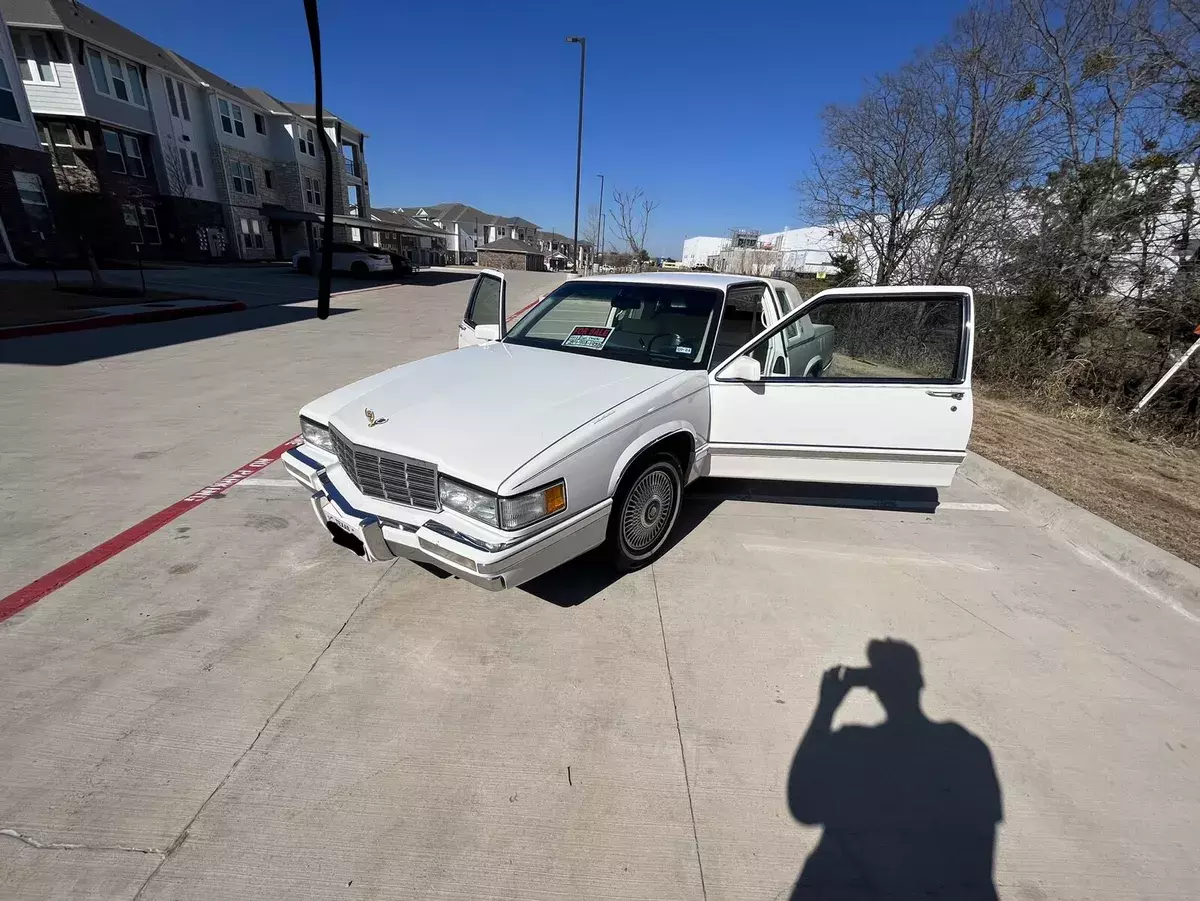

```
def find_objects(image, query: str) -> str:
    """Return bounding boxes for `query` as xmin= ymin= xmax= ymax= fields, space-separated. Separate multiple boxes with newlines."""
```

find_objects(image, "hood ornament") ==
xmin=364 ymin=408 xmax=387 ymax=427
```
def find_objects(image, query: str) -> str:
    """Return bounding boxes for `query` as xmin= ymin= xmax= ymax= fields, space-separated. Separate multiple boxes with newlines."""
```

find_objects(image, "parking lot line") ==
xmin=238 ymin=478 xmax=300 ymax=488
xmin=0 ymin=436 xmax=301 ymax=624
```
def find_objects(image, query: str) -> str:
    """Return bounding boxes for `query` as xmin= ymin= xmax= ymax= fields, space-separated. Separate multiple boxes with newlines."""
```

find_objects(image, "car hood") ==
xmin=309 ymin=343 xmax=678 ymax=491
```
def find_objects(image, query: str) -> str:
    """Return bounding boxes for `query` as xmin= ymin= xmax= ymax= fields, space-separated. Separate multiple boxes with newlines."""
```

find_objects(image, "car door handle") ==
xmin=926 ymin=390 xmax=965 ymax=399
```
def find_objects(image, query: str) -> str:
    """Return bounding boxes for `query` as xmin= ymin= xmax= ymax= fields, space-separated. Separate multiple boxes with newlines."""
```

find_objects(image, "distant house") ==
xmin=369 ymin=206 xmax=447 ymax=266
xmin=536 ymin=230 xmax=592 ymax=271
xmin=402 ymin=203 xmax=543 ymax=264
xmin=477 ymin=236 xmax=544 ymax=271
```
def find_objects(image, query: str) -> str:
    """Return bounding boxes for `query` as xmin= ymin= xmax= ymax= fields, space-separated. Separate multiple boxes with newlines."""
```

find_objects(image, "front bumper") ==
xmin=283 ymin=446 xmax=610 ymax=590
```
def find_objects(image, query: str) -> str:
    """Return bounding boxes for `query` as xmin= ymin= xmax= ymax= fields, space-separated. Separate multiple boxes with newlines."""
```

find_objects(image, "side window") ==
xmin=747 ymin=295 xmax=966 ymax=381
xmin=710 ymin=285 xmax=767 ymax=367
xmin=465 ymin=275 xmax=501 ymax=327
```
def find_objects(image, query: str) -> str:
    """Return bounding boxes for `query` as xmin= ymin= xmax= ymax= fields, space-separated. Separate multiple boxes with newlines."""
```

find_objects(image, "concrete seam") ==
xmin=651 ymin=563 xmax=708 ymax=901
xmin=0 ymin=828 xmax=164 ymax=856
xmin=129 ymin=562 xmax=396 ymax=900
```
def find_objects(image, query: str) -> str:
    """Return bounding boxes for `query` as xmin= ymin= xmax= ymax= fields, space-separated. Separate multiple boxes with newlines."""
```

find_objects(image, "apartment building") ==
xmin=0 ymin=0 xmax=225 ymax=260
xmin=0 ymin=4 xmax=55 ymax=264
xmin=399 ymin=204 xmax=544 ymax=264
xmin=0 ymin=0 xmax=380 ymax=264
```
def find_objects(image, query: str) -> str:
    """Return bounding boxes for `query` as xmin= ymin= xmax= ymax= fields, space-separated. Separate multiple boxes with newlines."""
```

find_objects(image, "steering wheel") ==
xmin=647 ymin=333 xmax=684 ymax=357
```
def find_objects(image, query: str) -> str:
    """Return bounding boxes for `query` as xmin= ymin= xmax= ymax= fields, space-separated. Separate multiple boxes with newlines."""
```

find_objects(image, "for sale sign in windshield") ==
xmin=562 ymin=325 xmax=613 ymax=350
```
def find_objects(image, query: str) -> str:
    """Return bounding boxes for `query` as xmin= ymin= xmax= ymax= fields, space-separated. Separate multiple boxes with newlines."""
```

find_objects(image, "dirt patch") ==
xmin=970 ymin=393 xmax=1200 ymax=568
xmin=0 ymin=282 xmax=203 ymax=328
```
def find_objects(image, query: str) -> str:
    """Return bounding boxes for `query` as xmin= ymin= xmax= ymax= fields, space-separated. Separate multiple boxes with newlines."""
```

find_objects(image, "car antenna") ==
xmin=303 ymin=0 xmax=334 ymax=320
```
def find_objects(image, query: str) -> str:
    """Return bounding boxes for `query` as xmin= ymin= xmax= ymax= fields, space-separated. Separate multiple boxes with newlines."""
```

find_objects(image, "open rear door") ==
xmin=706 ymin=286 xmax=974 ymax=488
xmin=458 ymin=270 xmax=507 ymax=348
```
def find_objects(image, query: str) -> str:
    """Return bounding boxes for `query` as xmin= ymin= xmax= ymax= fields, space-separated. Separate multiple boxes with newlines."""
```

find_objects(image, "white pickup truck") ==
xmin=287 ymin=272 xmax=973 ymax=590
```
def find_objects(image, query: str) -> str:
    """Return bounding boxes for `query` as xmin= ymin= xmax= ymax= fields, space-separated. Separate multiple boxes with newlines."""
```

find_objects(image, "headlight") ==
xmin=300 ymin=417 xmax=334 ymax=453
xmin=438 ymin=477 xmax=499 ymax=527
xmin=500 ymin=481 xmax=566 ymax=530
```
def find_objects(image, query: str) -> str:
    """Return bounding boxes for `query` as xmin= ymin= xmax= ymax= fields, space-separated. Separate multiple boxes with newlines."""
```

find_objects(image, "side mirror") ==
xmin=723 ymin=354 xmax=762 ymax=382
xmin=474 ymin=324 xmax=501 ymax=342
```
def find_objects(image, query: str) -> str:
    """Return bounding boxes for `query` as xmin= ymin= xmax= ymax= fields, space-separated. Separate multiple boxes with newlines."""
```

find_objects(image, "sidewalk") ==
xmin=0 ymin=297 xmax=245 ymax=340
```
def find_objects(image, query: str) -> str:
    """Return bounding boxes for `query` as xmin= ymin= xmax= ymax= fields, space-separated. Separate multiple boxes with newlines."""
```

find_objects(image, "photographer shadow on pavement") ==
xmin=787 ymin=639 xmax=1002 ymax=901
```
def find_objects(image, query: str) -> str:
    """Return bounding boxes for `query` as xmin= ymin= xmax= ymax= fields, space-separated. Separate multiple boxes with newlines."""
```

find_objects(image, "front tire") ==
xmin=607 ymin=453 xmax=683 ymax=572
xmin=351 ymin=261 xmax=369 ymax=279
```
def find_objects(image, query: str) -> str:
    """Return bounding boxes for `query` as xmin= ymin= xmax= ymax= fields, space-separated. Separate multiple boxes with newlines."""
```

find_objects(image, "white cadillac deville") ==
xmin=284 ymin=271 xmax=975 ymax=590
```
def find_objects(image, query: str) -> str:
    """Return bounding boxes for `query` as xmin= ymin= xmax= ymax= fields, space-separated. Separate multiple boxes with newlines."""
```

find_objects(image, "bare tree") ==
xmin=610 ymin=188 xmax=659 ymax=261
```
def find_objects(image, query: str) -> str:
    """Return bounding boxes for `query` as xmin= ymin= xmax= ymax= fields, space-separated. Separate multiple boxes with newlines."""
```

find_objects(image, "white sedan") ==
xmin=285 ymin=272 xmax=975 ymax=590
xmin=292 ymin=242 xmax=392 ymax=278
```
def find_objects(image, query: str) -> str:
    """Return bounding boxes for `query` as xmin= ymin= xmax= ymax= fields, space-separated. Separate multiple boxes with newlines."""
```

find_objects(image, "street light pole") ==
xmin=566 ymin=36 xmax=586 ymax=273
xmin=595 ymin=173 xmax=604 ymax=273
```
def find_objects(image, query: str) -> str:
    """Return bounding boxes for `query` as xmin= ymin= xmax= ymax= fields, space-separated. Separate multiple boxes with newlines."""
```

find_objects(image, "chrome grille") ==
xmin=330 ymin=427 xmax=439 ymax=511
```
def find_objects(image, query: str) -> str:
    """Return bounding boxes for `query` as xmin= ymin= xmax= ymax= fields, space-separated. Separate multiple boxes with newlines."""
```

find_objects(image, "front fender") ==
xmin=607 ymin=421 xmax=703 ymax=496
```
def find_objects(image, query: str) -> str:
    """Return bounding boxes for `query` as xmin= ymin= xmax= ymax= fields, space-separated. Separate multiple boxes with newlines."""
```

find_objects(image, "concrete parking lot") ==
xmin=1 ymin=273 xmax=1197 ymax=900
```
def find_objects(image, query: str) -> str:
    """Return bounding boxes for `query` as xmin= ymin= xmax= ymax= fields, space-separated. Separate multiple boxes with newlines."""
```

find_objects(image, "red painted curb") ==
xmin=0 ymin=435 xmax=302 ymax=624
xmin=0 ymin=300 xmax=247 ymax=340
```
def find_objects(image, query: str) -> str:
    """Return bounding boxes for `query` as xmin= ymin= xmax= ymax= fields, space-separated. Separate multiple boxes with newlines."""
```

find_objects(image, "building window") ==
xmin=347 ymin=184 xmax=360 ymax=217
xmin=229 ymin=161 xmax=255 ymax=195
xmin=350 ymin=226 xmax=361 ymax=243
xmin=179 ymin=147 xmax=193 ymax=186
xmin=14 ymin=171 xmax=51 ymax=233
xmin=14 ymin=32 xmax=56 ymax=84
xmin=125 ymin=62 xmax=145 ymax=105
xmin=103 ymin=129 xmax=125 ymax=173
xmin=140 ymin=205 xmax=160 ymax=244
xmin=123 ymin=134 xmax=145 ymax=177
xmin=300 ymin=126 xmax=315 ymax=156
xmin=0 ymin=56 xmax=20 ymax=121
xmin=179 ymin=83 xmax=190 ymax=120
xmin=218 ymin=98 xmax=245 ymax=135
xmin=312 ymin=177 xmax=321 ymax=205
xmin=107 ymin=55 xmax=128 ymax=101
xmin=254 ymin=112 xmax=266 ymax=135
xmin=41 ymin=123 xmax=79 ymax=168
xmin=303 ymin=176 xmax=313 ymax=204
xmin=263 ymin=169 xmax=273 ymax=189
xmin=240 ymin=217 xmax=263 ymax=250
xmin=86 ymin=47 xmax=108 ymax=94
xmin=165 ymin=76 xmax=179 ymax=117
xmin=190 ymin=150 xmax=203 ymax=187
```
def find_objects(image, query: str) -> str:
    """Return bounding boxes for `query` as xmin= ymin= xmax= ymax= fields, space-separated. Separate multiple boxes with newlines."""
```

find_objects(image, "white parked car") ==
xmin=285 ymin=272 xmax=974 ymax=590
xmin=292 ymin=242 xmax=392 ymax=278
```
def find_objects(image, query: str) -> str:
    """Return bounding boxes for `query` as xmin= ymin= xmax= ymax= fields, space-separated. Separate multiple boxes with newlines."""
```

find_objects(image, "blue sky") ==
xmin=90 ymin=0 xmax=969 ymax=256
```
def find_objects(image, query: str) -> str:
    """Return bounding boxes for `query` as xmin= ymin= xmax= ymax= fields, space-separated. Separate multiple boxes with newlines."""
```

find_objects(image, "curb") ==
xmin=960 ymin=451 xmax=1200 ymax=620
xmin=0 ymin=300 xmax=247 ymax=340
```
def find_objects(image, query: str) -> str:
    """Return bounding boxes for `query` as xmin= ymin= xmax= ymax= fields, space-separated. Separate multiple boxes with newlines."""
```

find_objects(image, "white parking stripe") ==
xmin=938 ymin=502 xmax=1007 ymax=512
xmin=238 ymin=478 xmax=298 ymax=488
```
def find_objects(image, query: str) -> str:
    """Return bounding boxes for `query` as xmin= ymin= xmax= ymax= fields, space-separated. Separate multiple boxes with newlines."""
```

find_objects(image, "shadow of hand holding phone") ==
xmin=787 ymin=639 xmax=1002 ymax=900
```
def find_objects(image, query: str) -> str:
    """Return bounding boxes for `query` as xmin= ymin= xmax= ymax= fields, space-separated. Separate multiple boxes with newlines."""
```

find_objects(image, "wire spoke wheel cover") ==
xmin=620 ymin=466 xmax=677 ymax=559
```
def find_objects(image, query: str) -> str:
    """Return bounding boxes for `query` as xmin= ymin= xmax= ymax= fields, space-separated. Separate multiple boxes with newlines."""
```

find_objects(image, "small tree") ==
xmin=610 ymin=188 xmax=659 ymax=263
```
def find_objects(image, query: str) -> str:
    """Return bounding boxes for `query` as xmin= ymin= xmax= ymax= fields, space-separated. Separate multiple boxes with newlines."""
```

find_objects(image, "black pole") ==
xmin=595 ymin=173 xmax=604 ymax=273
xmin=304 ymin=0 xmax=333 ymax=320
xmin=567 ymin=37 xmax=586 ymax=273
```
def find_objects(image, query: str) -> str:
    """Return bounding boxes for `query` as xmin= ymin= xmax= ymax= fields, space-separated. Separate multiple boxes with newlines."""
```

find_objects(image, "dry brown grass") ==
xmin=970 ymin=391 xmax=1200 ymax=567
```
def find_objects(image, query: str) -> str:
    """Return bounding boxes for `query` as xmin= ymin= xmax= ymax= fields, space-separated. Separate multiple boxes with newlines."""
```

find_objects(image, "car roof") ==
xmin=578 ymin=271 xmax=767 ymax=290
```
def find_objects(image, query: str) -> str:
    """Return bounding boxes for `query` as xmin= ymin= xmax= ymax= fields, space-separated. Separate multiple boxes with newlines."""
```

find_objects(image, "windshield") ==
xmin=504 ymin=281 xmax=723 ymax=369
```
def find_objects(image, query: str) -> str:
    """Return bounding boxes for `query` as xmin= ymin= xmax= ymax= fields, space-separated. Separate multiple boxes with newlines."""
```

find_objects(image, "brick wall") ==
xmin=478 ymin=249 xmax=545 ymax=271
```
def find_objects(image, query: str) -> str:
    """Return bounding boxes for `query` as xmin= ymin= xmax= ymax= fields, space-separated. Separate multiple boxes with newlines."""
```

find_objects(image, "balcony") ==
xmin=343 ymin=158 xmax=360 ymax=178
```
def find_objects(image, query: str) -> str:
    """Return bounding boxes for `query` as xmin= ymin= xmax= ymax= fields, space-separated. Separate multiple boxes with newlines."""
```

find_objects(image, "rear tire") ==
xmin=351 ymin=261 xmax=369 ymax=279
xmin=606 ymin=452 xmax=683 ymax=572
xmin=296 ymin=257 xmax=312 ymax=274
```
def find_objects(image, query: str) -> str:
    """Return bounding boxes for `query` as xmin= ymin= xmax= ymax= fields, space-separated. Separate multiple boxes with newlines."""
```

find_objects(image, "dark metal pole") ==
xmin=567 ymin=37 xmax=586 ymax=273
xmin=304 ymin=0 xmax=333 ymax=320
xmin=595 ymin=173 xmax=604 ymax=273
